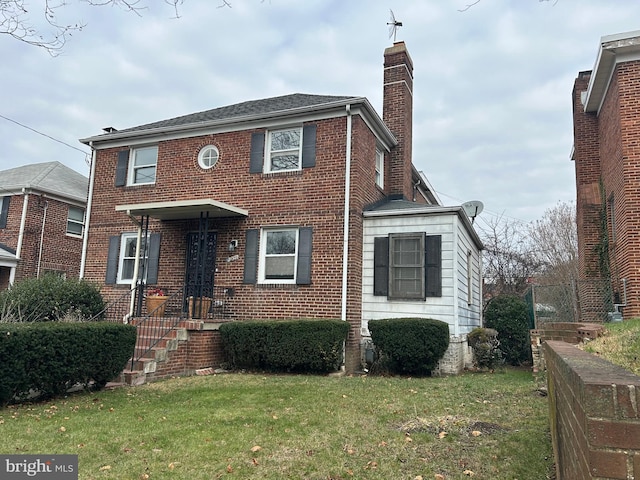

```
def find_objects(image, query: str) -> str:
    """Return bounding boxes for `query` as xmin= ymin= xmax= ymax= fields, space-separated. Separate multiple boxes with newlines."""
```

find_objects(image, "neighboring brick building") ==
xmin=80 ymin=42 xmax=483 ymax=373
xmin=0 ymin=161 xmax=88 ymax=290
xmin=572 ymin=30 xmax=640 ymax=321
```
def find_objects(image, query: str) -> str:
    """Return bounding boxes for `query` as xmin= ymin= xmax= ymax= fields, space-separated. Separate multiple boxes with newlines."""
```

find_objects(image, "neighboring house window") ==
xmin=66 ymin=207 xmax=85 ymax=236
xmin=243 ymin=227 xmax=313 ymax=285
xmin=0 ymin=196 xmax=9 ymax=229
xmin=375 ymin=148 xmax=384 ymax=189
xmin=198 ymin=145 xmax=219 ymax=169
xmin=373 ymin=233 xmax=442 ymax=299
xmin=249 ymin=125 xmax=317 ymax=174
xmin=105 ymin=232 xmax=161 ymax=285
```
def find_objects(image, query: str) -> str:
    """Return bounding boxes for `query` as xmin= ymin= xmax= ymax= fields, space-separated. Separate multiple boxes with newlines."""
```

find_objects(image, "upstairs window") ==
xmin=130 ymin=146 xmax=158 ymax=185
xmin=249 ymin=125 xmax=317 ymax=174
xmin=66 ymin=207 xmax=85 ymax=237
xmin=198 ymin=145 xmax=219 ymax=169
xmin=375 ymin=148 xmax=384 ymax=189
xmin=267 ymin=128 xmax=302 ymax=172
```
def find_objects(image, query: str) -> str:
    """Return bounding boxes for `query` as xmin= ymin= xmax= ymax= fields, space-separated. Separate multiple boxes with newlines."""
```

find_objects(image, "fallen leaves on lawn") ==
xmin=250 ymin=445 xmax=261 ymax=452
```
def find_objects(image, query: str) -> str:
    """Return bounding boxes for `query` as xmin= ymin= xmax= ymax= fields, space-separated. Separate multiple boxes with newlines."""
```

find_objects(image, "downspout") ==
xmin=452 ymin=216 xmax=460 ymax=336
xmin=11 ymin=189 xmax=30 ymax=285
xmin=341 ymin=105 xmax=353 ymax=322
xmin=36 ymin=199 xmax=48 ymax=278
xmin=80 ymin=143 xmax=97 ymax=279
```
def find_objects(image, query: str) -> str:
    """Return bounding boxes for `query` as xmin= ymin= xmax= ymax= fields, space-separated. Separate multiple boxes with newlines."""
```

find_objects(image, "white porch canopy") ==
xmin=115 ymin=199 xmax=249 ymax=221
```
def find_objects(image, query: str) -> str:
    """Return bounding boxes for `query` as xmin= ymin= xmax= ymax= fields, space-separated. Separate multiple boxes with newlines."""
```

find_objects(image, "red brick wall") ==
xmin=85 ymin=114 xmax=387 ymax=371
xmin=0 ymin=193 xmax=83 ymax=283
xmin=545 ymin=341 xmax=640 ymax=480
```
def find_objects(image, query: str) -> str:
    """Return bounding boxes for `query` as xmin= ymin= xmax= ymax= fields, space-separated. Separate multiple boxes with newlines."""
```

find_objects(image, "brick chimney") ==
xmin=383 ymin=41 xmax=414 ymax=199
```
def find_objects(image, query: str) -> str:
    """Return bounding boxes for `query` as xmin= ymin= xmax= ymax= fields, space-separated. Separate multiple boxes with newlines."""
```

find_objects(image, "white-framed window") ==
xmin=259 ymin=228 xmax=299 ymax=283
xmin=198 ymin=145 xmax=219 ymax=169
xmin=389 ymin=233 xmax=425 ymax=299
xmin=117 ymin=233 xmax=148 ymax=284
xmin=66 ymin=206 xmax=85 ymax=237
xmin=467 ymin=250 xmax=473 ymax=305
xmin=129 ymin=145 xmax=158 ymax=185
xmin=375 ymin=148 xmax=384 ymax=188
xmin=267 ymin=127 xmax=302 ymax=173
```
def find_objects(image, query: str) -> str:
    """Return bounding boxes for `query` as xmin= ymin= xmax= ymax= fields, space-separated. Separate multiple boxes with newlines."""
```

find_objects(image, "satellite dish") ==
xmin=462 ymin=200 xmax=484 ymax=224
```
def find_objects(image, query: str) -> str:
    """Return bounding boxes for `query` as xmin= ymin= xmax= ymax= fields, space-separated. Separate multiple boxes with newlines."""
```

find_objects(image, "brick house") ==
xmin=79 ymin=41 xmax=483 ymax=378
xmin=0 ymin=161 xmax=88 ymax=290
xmin=572 ymin=30 xmax=640 ymax=321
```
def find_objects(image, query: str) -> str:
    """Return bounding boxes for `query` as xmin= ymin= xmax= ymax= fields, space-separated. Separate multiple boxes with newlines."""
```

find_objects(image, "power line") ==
xmin=0 ymin=113 xmax=90 ymax=162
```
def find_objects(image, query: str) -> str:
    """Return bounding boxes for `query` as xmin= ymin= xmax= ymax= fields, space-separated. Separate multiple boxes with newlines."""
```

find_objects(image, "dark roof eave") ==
xmin=80 ymin=97 xmax=397 ymax=148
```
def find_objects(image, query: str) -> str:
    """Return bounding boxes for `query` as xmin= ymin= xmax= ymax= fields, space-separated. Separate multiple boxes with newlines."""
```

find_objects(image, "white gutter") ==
xmin=80 ymin=143 xmax=97 ymax=278
xmin=341 ymin=105 xmax=353 ymax=322
xmin=15 ymin=190 xmax=29 ymax=259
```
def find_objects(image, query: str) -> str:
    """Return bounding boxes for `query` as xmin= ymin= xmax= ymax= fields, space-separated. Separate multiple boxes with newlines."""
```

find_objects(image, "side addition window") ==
xmin=66 ymin=207 xmax=85 ymax=237
xmin=373 ymin=233 xmax=442 ymax=300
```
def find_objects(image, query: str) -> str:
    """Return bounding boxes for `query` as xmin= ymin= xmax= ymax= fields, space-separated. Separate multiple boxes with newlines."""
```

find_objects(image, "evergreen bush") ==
xmin=0 ymin=274 xmax=105 ymax=322
xmin=0 ymin=322 xmax=136 ymax=405
xmin=220 ymin=319 xmax=349 ymax=373
xmin=484 ymin=295 xmax=532 ymax=366
xmin=368 ymin=317 xmax=449 ymax=375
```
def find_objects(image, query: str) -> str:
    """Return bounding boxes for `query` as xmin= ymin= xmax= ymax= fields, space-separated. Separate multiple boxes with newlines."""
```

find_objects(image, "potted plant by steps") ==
xmin=146 ymin=288 xmax=167 ymax=317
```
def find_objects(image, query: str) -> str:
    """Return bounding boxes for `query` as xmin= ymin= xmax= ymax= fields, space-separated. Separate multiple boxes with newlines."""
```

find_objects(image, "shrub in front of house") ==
xmin=0 ymin=274 xmax=105 ymax=322
xmin=484 ymin=295 xmax=532 ymax=366
xmin=219 ymin=319 xmax=349 ymax=373
xmin=467 ymin=327 xmax=503 ymax=370
xmin=368 ymin=317 xmax=449 ymax=375
xmin=0 ymin=322 xmax=136 ymax=405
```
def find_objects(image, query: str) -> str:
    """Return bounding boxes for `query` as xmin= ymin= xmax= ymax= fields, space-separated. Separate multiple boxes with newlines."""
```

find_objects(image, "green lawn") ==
xmin=583 ymin=318 xmax=640 ymax=376
xmin=0 ymin=369 xmax=552 ymax=479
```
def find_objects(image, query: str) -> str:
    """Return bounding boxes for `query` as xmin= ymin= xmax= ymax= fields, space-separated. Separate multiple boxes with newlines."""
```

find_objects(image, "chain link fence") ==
xmin=525 ymin=278 xmax=625 ymax=328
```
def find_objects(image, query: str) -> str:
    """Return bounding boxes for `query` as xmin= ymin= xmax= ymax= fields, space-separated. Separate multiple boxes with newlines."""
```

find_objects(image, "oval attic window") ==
xmin=198 ymin=145 xmax=219 ymax=169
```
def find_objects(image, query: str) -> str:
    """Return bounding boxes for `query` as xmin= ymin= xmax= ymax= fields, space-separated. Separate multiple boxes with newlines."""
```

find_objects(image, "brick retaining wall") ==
xmin=545 ymin=340 xmax=640 ymax=479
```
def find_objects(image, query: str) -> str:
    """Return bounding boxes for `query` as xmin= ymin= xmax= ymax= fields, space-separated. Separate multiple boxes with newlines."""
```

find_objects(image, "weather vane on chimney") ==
xmin=387 ymin=9 xmax=403 ymax=42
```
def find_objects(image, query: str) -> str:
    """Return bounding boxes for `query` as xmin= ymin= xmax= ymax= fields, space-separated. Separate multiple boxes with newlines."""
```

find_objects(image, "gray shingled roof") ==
xmin=0 ymin=162 xmax=88 ymax=203
xmin=109 ymin=93 xmax=359 ymax=136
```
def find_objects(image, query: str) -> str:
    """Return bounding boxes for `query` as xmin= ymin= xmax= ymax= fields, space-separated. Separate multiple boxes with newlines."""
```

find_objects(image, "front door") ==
xmin=184 ymin=231 xmax=217 ymax=302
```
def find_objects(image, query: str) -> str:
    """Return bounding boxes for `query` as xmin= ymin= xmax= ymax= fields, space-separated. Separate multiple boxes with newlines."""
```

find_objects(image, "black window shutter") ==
xmin=249 ymin=133 xmax=265 ymax=173
xmin=115 ymin=150 xmax=129 ymax=187
xmin=373 ymin=236 xmax=389 ymax=296
xmin=425 ymin=235 xmax=442 ymax=297
xmin=296 ymin=227 xmax=313 ymax=285
xmin=301 ymin=124 xmax=317 ymax=168
xmin=105 ymin=236 xmax=120 ymax=284
xmin=243 ymin=229 xmax=259 ymax=284
xmin=146 ymin=233 xmax=161 ymax=284
xmin=0 ymin=196 xmax=10 ymax=229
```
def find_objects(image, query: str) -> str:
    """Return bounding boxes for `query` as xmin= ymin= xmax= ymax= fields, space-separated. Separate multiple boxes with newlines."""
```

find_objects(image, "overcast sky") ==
xmin=1 ymin=1 xmax=639 ymax=226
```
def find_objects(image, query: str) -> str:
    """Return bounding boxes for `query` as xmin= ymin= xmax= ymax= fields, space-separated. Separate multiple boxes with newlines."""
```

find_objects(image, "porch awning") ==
xmin=115 ymin=199 xmax=249 ymax=221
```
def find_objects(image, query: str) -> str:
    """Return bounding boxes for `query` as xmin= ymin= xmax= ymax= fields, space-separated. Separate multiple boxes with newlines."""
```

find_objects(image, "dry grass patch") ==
xmin=582 ymin=318 xmax=640 ymax=376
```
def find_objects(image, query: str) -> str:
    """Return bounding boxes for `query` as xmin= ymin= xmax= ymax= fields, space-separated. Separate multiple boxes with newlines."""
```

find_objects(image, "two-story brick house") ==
xmin=80 ymin=42 xmax=483 ymax=377
xmin=572 ymin=30 xmax=640 ymax=321
xmin=0 ymin=161 xmax=88 ymax=290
